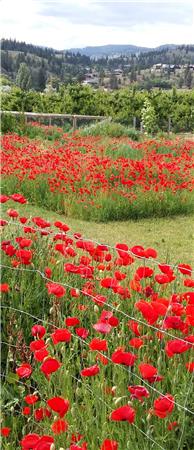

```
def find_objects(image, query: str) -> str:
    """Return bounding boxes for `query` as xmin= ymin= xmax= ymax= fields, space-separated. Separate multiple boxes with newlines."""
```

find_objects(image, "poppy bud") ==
xmin=49 ymin=307 xmax=54 ymax=314
xmin=50 ymin=445 xmax=55 ymax=450
xmin=114 ymin=396 xmax=126 ymax=405
xmin=94 ymin=305 xmax=99 ymax=313
xmin=71 ymin=406 xmax=76 ymax=417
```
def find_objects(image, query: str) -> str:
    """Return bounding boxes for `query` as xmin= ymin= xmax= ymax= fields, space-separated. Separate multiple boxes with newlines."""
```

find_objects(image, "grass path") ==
xmin=2 ymin=201 xmax=194 ymax=266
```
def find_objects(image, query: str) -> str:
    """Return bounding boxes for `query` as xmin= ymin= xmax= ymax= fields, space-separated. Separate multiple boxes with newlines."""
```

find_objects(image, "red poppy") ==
xmin=111 ymin=349 xmax=137 ymax=366
xmin=20 ymin=433 xmax=40 ymax=448
xmin=34 ymin=407 xmax=51 ymax=422
xmin=168 ymin=421 xmax=179 ymax=430
xmin=153 ymin=394 xmax=174 ymax=418
xmin=66 ymin=317 xmax=80 ymax=327
xmin=30 ymin=339 xmax=46 ymax=352
xmin=0 ymin=283 xmax=9 ymax=293
xmin=7 ymin=208 xmax=19 ymax=218
xmin=40 ymin=357 xmax=61 ymax=379
xmin=76 ymin=327 xmax=89 ymax=339
xmin=34 ymin=435 xmax=54 ymax=450
xmin=46 ymin=282 xmax=66 ymax=297
xmin=178 ymin=264 xmax=192 ymax=276
xmin=165 ymin=339 xmax=191 ymax=357
xmin=128 ymin=385 xmax=150 ymax=401
xmin=11 ymin=193 xmax=27 ymax=204
xmin=89 ymin=338 xmax=108 ymax=351
xmin=51 ymin=419 xmax=68 ymax=434
xmin=110 ymin=405 xmax=136 ymax=423
xmin=44 ymin=267 xmax=52 ymax=278
xmin=129 ymin=337 xmax=144 ymax=349
xmin=34 ymin=348 xmax=49 ymax=362
xmin=81 ymin=364 xmax=100 ymax=377
xmin=16 ymin=363 xmax=32 ymax=379
xmin=0 ymin=194 xmax=9 ymax=203
xmin=51 ymin=328 xmax=71 ymax=344
xmin=32 ymin=217 xmax=50 ymax=228
xmin=101 ymin=439 xmax=118 ymax=450
xmin=1 ymin=427 xmax=11 ymax=437
xmin=138 ymin=363 xmax=158 ymax=379
xmin=47 ymin=396 xmax=69 ymax=417
xmin=22 ymin=406 xmax=31 ymax=415
xmin=25 ymin=394 xmax=39 ymax=405
xmin=31 ymin=325 xmax=46 ymax=339
xmin=185 ymin=362 xmax=194 ymax=372
xmin=135 ymin=300 xmax=159 ymax=325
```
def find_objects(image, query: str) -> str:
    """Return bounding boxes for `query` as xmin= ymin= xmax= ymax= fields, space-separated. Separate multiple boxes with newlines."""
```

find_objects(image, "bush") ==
xmin=80 ymin=120 xmax=140 ymax=140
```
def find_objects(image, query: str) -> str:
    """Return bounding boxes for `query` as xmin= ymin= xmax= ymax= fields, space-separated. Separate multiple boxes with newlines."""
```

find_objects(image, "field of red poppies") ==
xmin=1 ymin=130 xmax=194 ymax=221
xmin=1 ymin=192 xmax=194 ymax=450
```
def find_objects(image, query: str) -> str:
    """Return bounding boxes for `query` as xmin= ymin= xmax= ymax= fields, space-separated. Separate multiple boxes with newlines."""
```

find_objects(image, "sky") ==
xmin=1 ymin=0 xmax=194 ymax=50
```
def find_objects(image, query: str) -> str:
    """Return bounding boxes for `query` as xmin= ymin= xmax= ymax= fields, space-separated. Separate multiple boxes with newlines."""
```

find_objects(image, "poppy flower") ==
xmin=34 ymin=348 xmax=49 ymax=362
xmin=165 ymin=339 xmax=191 ymax=358
xmin=178 ymin=264 xmax=192 ymax=276
xmin=51 ymin=418 xmax=68 ymax=434
xmin=0 ymin=283 xmax=9 ymax=293
xmin=111 ymin=349 xmax=137 ymax=366
xmin=44 ymin=267 xmax=52 ymax=278
xmin=81 ymin=364 xmax=100 ymax=377
xmin=46 ymin=282 xmax=66 ymax=298
xmin=20 ymin=433 xmax=40 ymax=448
xmin=138 ymin=363 xmax=158 ymax=380
xmin=168 ymin=421 xmax=179 ymax=430
xmin=89 ymin=338 xmax=108 ymax=352
xmin=129 ymin=338 xmax=144 ymax=349
xmin=47 ymin=396 xmax=69 ymax=417
xmin=34 ymin=407 xmax=51 ymax=422
xmin=16 ymin=363 xmax=32 ymax=379
xmin=128 ymin=385 xmax=150 ymax=402
xmin=135 ymin=266 xmax=154 ymax=279
xmin=51 ymin=328 xmax=71 ymax=344
xmin=65 ymin=317 xmax=80 ymax=327
xmin=30 ymin=339 xmax=46 ymax=352
xmin=40 ymin=357 xmax=61 ymax=379
xmin=32 ymin=217 xmax=50 ymax=228
xmin=0 ymin=194 xmax=9 ymax=203
xmin=135 ymin=300 xmax=159 ymax=325
xmin=153 ymin=394 xmax=174 ymax=418
xmin=22 ymin=406 xmax=31 ymax=415
xmin=1 ymin=427 xmax=11 ymax=437
xmin=185 ymin=362 xmax=194 ymax=372
xmin=93 ymin=322 xmax=112 ymax=334
xmin=25 ymin=394 xmax=39 ymax=405
xmin=7 ymin=208 xmax=19 ymax=218
xmin=110 ymin=405 xmax=136 ymax=423
xmin=31 ymin=325 xmax=46 ymax=339
xmin=11 ymin=193 xmax=27 ymax=204
xmin=76 ymin=327 xmax=89 ymax=339
xmin=101 ymin=277 xmax=118 ymax=289
xmin=34 ymin=435 xmax=54 ymax=450
xmin=101 ymin=439 xmax=118 ymax=450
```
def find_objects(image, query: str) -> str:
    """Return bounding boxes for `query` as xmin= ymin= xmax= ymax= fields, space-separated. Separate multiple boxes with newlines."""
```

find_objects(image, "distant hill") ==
xmin=68 ymin=44 xmax=178 ymax=58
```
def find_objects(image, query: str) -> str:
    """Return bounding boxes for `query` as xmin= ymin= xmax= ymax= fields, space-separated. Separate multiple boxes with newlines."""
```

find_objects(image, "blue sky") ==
xmin=1 ymin=0 xmax=194 ymax=49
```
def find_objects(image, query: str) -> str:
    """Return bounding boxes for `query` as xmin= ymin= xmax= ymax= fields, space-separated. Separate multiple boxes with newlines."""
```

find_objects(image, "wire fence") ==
xmin=1 ymin=216 xmax=194 ymax=449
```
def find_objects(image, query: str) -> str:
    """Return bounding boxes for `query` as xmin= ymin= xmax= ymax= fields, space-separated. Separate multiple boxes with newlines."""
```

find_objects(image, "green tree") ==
xmin=16 ymin=63 xmax=32 ymax=91
xmin=141 ymin=98 xmax=157 ymax=134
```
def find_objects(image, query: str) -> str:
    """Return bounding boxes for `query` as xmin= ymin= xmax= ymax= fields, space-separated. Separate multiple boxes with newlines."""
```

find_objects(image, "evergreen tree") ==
xmin=16 ymin=63 xmax=32 ymax=91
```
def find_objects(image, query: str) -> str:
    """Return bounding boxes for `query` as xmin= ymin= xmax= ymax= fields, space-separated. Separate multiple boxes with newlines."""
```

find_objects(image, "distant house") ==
xmin=82 ymin=77 xmax=99 ymax=86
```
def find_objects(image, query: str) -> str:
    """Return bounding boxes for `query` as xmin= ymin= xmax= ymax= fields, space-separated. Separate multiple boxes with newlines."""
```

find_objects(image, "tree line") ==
xmin=2 ymin=84 xmax=194 ymax=132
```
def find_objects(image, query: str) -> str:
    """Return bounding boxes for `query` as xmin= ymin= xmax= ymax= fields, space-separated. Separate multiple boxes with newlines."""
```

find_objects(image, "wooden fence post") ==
xmin=72 ymin=116 xmax=77 ymax=131
xmin=133 ymin=116 xmax=136 ymax=129
xmin=168 ymin=117 xmax=172 ymax=133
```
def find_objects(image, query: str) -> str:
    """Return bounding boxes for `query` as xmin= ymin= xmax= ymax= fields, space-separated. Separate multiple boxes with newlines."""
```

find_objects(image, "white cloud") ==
xmin=1 ymin=0 xmax=193 ymax=49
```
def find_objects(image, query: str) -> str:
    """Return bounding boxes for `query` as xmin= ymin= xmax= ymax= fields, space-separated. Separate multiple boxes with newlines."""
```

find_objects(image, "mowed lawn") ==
xmin=2 ymin=201 xmax=194 ymax=266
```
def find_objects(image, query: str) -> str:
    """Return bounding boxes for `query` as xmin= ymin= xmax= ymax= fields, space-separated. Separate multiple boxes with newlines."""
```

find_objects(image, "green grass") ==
xmin=2 ymin=201 xmax=194 ymax=266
